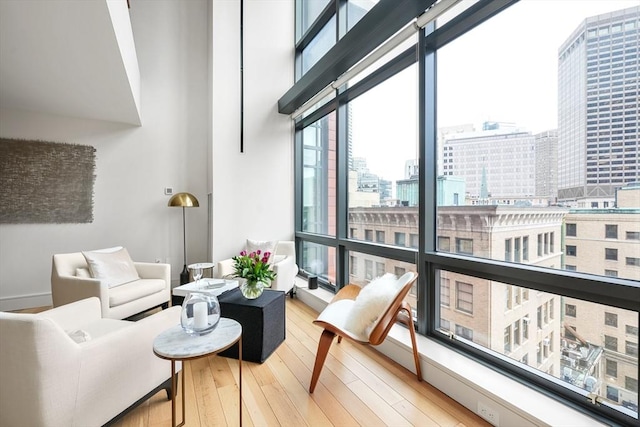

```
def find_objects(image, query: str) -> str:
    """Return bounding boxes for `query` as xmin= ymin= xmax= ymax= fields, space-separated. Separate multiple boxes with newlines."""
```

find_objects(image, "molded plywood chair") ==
xmin=309 ymin=272 xmax=422 ymax=393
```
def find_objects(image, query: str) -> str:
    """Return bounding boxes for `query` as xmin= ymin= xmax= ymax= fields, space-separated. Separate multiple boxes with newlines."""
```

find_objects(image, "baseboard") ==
xmin=0 ymin=292 xmax=52 ymax=312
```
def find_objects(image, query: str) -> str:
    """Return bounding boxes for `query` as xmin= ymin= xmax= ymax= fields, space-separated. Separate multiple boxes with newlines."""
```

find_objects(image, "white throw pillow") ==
xmin=245 ymin=239 xmax=278 ymax=265
xmin=82 ymin=247 xmax=139 ymax=288
xmin=343 ymin=273 xmax=402 ymax=339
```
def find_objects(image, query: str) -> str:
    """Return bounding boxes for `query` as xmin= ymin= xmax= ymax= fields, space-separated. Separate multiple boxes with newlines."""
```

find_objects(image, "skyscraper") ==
xmin=557 ymin=6 xmax=639 ymax=206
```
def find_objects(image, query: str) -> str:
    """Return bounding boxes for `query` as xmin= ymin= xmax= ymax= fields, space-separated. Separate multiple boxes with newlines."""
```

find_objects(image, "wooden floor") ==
xmin=107 ymin=297 xmax=489 ymax=427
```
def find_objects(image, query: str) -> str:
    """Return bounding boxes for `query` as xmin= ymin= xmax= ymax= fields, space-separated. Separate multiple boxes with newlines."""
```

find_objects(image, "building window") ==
xmin=410 ymin=233 xmax=419 ymax=249
xmin=394 ymin=232 xmax=406 ymax=247
xmin=455 ymin=324 xmax=473 ymax=341
xmin=604 ymin=269 xmax=618 ymax=277
xmin=504 ymin=325 xmax=511 ymax=353
xmin=456 ymin=238 xmax=473 ymax=255
xmin=537 ymin=306 xmax=543 ymax=330
xmin=544 ymin=233 xmax=549 ymax=254
xmin=523 ymin=236 xmax=529 ymax=261
xmin=565 ymin=265 xmax=577 ymax=271
xmin=456 ymin=282 xmax=473 ymax=314
xmin=566 ymin=245 xmax=577 ymax=256
xmin=505 ymin=238 xmax=512 ymax=262
xmin=514 ymin=320 xmax=521 ymax=346
xmin=605 ymin=248 xmax=618 ymax=261
xmin=537 ymin=234 xmax=543 ymax=256
xmin=605 ymin=224 xmax=618 ymax=239
xmin=394 ymin=266 xmax=406 ymax=277
xmin=626 ymin=341 xmax=638 ymax=357
xmin=365 ymin=260 xmax=373 ymax=280
xmin=440 ymin=318 xmax=450 ymax=332
xmin=566 ymin=304 xmax=577 ymax=317
xmin=606 ymin=386 xmax=619 ymax=403
xmin=626 ymin=325 xmax=639 ymax=336
xmin=626 ymin=257 xmax=640 ymax=266
xmin=376 ymin=262 xmax=385 ymax=278
xmin=626 ymin=377 xmax=639 ymax=393
xmin=514 ymin=237 xmax=522 ymax=263
xmin=364 ymin=229 xmax=373 ymax=241
xmin=441 ymin=278 xmax=450 ymax=307
xmin=605 ymin=312 xmax=618 ymax=327
xmin=375 ymin=230 xmax=385 ymax=243
xmin=550 ymin=232 xmax=554 ymax=253
xmin=437 ymin=236 xmax=450 ymax=252
xmin=523 ymin=317 xmax=529 ymax=340
xmin=606 ymin=359 xmax=617 ymax=378
xmin=350 ymin=255 xmax=358 ymax=276
xmin=350 ymin=228 xmax=357 ymax=238
xmin=604 ymin=335 xmax=618 ymax=351
xmin=566 ymin=223 xmax=577 ymax=236
xmin=626 ymin=231 xmax=640 ymax=240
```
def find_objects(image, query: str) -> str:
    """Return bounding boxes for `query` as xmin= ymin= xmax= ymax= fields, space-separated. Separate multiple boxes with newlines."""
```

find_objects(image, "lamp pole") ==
xmin=181 ymin=206 xmax=189 ymax=285
xmin=168 ymin=192 xmax=200 ymax=286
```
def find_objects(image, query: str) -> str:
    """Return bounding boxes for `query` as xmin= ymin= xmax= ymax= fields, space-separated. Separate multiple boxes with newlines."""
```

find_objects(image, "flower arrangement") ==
xmin=231 ymin=249 xmax=277 ymax=286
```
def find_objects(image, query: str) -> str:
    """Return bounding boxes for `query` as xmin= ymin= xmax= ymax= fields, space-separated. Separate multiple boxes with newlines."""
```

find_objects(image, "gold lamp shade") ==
xmin=168 ymin=192 xmax=200 ymax=208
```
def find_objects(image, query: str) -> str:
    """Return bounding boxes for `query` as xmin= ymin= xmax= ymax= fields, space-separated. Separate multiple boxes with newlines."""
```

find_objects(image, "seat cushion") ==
xmin=108 ymin=279 xmax=165 ymax=308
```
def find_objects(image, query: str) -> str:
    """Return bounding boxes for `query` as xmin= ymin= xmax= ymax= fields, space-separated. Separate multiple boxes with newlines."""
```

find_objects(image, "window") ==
xmin=605 ymin=269 xmax=618 ymax=277
xmin=566 ymin=245 xmax=576 ymax=256
xmin=376 ymin=262 xmax=385 ymax=278
xmin=606 ymin=386 xmax=619 ymax=403
xmin=565 ymin=265 xmax=577 ymax=271
xmin=626 ymin=257 xmax=640 ymax=266
xmin=626 ymin=325 xmax=639 ymax=336
xmin=605 ymin=224 xmax=618 ymax=239
xmin=364 ymin=229 xmax=373 ymax=241
xmin=604 ymin=335 xmax=618 ymax=351
xmin=514 ymin=320 xmax=520 ymax=346
xmin=350 ymin=255 xmax=358 ymax=276
xmin=627 ymin=377 xmax=639 ymax=393
xmin=523 ymin=316 xmax=529 ymax=340
xmin=537 ymin=234 xmax=543 ymax=257
xmin=550 ymin=232 xmax=554 ymax=253
xmin=565 ymin=304 xmax=576 ymax=317
xmin=566 ymin=223 xmax=577 ymax=236
xmin=523 ymin=236 xmax=529 ymax=261
xmin=504 ymin=325 xmax=511 ymax=353
xmin=605 ymin=312 xmax=618 ymax=327
xmin=375 ymin=230 xmax=385 ymax=244
xmin=440 ymin=278 xmax=450 ymax=307
xmin=626 ymin=341 xmax=638 ymax=357
xmin=514 ymin=237 xmax=521 ymax=263
xmin=505 ymin=238 xmax=512 ymax=262
xmin=364 ymin=260 xmax=373 ymax=280
xmin=456 ymin=238 xmax=473 ymax=255
xmin=626 ymin=231 xmax=640 ymax=240
xmin=410 ymin=234 xmax=419 ymax=249
xmin=455 ymin=324 xmax=473 ymax=341
xmin=456 ymin=282 xmax=473 ymax=314
xmin=350 ymin=228 xmax=357 ymax=238
xmin=438 ymin=236 xmax=450 ymax=252
xmin=394 ymin=266 xmax=406 ymax=277
xmin=440 ymin=318 xmax=451 ymax=332
xmin=394 ymin=232 xmax=406 ymax=247
xmin=605 ymin=248 xmax=618 ymax=261
xmin=544 ymin=233 xmax=549 ymax=255
xmin=606 ymin=359 xmax=617 ymax=378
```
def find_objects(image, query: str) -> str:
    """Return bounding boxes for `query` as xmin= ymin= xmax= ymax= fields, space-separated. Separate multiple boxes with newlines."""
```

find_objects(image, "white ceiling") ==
xmin=0 ymin=0 xmax=141 ymax=125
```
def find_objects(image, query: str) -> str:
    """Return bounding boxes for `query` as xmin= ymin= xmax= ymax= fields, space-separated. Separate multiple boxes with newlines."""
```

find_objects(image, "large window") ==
xmin=291 ymin=0 xmax=639 ymax=424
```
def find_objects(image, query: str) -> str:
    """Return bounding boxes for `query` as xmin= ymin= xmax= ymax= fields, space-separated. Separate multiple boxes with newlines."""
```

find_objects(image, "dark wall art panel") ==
xmin=0 ymin=139 xmax=96 ymax=224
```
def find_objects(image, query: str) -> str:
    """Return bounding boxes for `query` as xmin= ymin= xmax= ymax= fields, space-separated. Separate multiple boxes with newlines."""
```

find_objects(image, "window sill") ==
xmin=295 ymin=279 xmax=608 ymax=426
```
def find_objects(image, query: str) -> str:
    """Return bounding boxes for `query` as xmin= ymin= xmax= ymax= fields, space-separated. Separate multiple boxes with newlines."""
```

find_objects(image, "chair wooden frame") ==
xmin=309 ymin=273 xmax=422 ymax=393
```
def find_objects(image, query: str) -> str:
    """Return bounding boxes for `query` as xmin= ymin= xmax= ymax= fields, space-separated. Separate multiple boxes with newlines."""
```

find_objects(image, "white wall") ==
xmin=209 ymin=0 xmax=295 ymax=263
xmin=0 ymin=0 xmax=295 ymax=310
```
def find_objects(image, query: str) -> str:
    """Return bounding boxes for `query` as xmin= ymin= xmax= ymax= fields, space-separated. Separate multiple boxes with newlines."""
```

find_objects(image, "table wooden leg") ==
xmin=239 ymin=336 xmax=242 ymax=426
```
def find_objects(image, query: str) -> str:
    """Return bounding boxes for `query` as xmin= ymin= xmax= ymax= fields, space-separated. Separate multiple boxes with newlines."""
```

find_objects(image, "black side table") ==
xmin=218 ymin=288 xmax=286 ymax=363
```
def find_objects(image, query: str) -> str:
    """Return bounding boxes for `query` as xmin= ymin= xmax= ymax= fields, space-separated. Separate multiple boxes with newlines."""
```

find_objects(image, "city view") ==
xmin=301 ymin=0 xmax=638 ymax=419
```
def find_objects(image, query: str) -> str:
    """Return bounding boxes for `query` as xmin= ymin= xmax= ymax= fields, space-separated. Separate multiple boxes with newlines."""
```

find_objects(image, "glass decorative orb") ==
xmin=180 ymin=291 xmax=220 ymax=335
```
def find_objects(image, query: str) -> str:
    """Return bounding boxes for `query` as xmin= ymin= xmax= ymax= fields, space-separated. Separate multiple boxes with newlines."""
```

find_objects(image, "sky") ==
xmin=351 ymin=0 xmax=639 ymax=183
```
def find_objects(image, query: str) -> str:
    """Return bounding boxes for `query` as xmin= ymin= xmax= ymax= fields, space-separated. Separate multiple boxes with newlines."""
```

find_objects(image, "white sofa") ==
xmin=0 ymin=298 xmax=181 ymax=427
xmin=216 ymin=240 xmax=299 ymax=294
xmin=51 ymin=249 xmax=171 ymax=320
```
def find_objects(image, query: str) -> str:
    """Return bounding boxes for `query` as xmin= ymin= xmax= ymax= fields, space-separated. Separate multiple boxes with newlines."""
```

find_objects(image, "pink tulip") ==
xmin=240 ymin=250 xmax=247 ymax=256
xmin=256 ymin=249 xmax=262 ymax=255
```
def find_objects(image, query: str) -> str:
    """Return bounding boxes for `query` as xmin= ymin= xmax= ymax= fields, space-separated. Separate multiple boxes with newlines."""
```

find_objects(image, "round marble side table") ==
xmin=153 ymin=318 xmax=242 ymax=427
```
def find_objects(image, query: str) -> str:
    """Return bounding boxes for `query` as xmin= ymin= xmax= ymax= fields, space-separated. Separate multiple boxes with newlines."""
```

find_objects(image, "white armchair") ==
xmin=216 ymin=240 xmax=299 ymax=294
xmin=0 ymin=297 xmax=181 ymax=427
xmin=51 ymin=247 xmax=171 ymax=320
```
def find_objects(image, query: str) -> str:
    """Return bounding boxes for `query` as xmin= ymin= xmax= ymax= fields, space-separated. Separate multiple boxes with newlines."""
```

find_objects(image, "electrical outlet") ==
xmin=155 ymin=258 xmax=161 ymax=263
xmin=477 ymin=401 xmax=500 ymax=426
xmin=164 ymin=187 xmax=173 ymax=196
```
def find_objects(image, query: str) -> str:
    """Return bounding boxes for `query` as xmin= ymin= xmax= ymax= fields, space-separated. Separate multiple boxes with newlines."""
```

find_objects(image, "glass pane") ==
xmin=301 ymin=241 xmax=336 ymax=287
xmin=302 ymin=16 xmax=336 ymax=75
xmin=436 ymin=269 xmax=639 ymax=418
xmin=297 ymin=0 xmax=331 ymax=41
xmin=302 ymin=112 xmax=336 ymax=236
xmin=348 ymin=63 xmax=418 ymax=248
xmin=346 ymin=0 xmax=378 ymax=31
xmin=349 ymin=251 xmax=417 ymax=317
xmin=436 ymin=0 xmax=640 ymax=281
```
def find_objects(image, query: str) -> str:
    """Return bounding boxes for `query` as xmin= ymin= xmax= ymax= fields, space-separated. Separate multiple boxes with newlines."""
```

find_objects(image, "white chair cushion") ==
xmin=343 ymin=273 xmax=403 ymax=339
xmin=316 ymin=299 xmax=369 ymax=342
xmin=108 ymin=279 xmax=165 ymax=307
xmin=82 ymin=247 xmax=140 ymax=288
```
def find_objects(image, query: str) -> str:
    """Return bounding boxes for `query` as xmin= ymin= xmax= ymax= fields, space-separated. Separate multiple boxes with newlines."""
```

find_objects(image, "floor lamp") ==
xmin=168 ymin=192 xmax=200 ymax=285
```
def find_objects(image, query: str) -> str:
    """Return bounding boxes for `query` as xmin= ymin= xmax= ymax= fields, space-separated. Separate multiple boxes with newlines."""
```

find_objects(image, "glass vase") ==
xmin=181 ymin=291 xmax=220 ymax=335
xmin=240 ymin=279 xmax=265 ymax=299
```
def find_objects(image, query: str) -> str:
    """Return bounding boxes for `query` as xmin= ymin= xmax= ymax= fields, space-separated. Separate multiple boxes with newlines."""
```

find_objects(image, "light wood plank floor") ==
xmin=108 ymin=297 xmax=490 ymax=427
